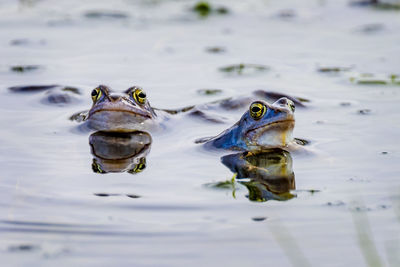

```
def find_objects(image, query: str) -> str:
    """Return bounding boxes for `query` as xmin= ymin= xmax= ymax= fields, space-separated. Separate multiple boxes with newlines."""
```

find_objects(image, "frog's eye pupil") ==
xmin=91 ymin=89 xmax=98 ymax=96
xmin=251 ymin=106 xmax=261 ymax=113
xmin=138 ymin=92 xmax=146 ymax=98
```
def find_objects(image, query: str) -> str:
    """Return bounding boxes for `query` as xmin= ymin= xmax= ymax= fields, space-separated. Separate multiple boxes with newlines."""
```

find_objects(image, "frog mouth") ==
xmin=89 ymin=107 xmax=152 ymax=119
xmin=248 ymin=119 xmax=295 ymax=134
xmin=245 ymin=120 xmax=295 ymax=147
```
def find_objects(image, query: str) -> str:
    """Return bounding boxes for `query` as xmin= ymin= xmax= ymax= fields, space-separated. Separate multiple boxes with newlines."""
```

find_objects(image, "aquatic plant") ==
xmin=192 ymin=1 xmax=229 ymax=17
xmin=219 ymin=63 xmax=269 ymax=75
xmin=350 ymin=73 xmax=400 ymax=85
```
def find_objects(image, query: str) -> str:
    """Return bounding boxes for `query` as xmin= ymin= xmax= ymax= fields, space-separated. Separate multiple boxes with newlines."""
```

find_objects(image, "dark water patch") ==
xmin=94 ymin=193 xmax=120 ymax=197
xmin=192 ymin=1 xmax=229 ymax=18
xmin=8 ymin=85 xmax=59 ymax=93
xmin=205 ymin=47 xmax=226 ymax=54
xmin=381 ymin=151 xmax=388 ymax=155
xmin=317 ymin=66 xmax=352 ymax=73
xmin=358 ymin=109 xmax=372 ymax=115
xmin=252 ymin=217 xmax=267 ymax=222
xmin=84 ymin=10 xmax=129 ymax=19
xmin=126 ymin=194 xmax=141 ymax=199
xmin=10 ymin=65 xmax=41 ymax=73
xmin=294 ymin=138 xmax=310 ymax=146
xmin=253 ymin=90 xmax=308 ymax=107
xmin=0 ymin=220 xmax=105 ymax=229
xmin=10 ymin=38 xmax=46 ymax=46
xmin=350 ymin=1 xmax=400 ymax=10
xmin=340 ymin=102 xmax=352 ymax=107
xmin=326 ymin=201 xmax=345 ymax=207
xmin=8 ymin=244 xmax=40 ymax=252
xmin=0 ymin=227 xmax=190 ymax=238
xmin=157 ymin=105 xmax=195 ymax=115
xmin=276 ymin=9 xmax=297 ymax=19
xmin=188 ymin=109 xmax=227 ymax=123
xmin=219 ymin=63 xmax=269 ymax=75
xmin=197 ymin=89 xmax=223 ymax=95
xmin=356 ymin=23 xmax=385 ymax=34
xmin=42 ymin=91 xmax=81 ymax=105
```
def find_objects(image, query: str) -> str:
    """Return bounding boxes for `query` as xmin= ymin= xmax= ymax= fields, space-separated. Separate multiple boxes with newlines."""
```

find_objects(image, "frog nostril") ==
xmin=110 ymin=95 xmax=120 ymax=101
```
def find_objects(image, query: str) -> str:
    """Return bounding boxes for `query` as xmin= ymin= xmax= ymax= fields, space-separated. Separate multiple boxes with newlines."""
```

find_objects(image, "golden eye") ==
xmin=132 ymin=89 xmax=146 ymax=104
xmin=129 ymin=158 xmax=146 ymax=174
xmin=249 ymin=102 xmax=266 ymax=120
xmin=91 ymin=88 xmax=102 ymax=102
xmin=289 ymin=102 xmax=295 ymax=112
xmin=91 ymin=162 xmax=105 ymax=174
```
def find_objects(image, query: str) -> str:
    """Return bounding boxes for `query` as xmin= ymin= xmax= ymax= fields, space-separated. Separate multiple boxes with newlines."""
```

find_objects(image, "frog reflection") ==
xmin=89 ymin=131 xmax=151 ymax=174
xmin=220 ymin=148 xmax=295 ymax=202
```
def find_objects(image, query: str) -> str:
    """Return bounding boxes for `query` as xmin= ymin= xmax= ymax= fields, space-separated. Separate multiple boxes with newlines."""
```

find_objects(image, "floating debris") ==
xmin=84 ymin=10 xmax=129 ymax=19
xmin=126 ymin=194 xmax=141 ymax=199
xmin=219 ymin=63 xmax=269 ymax=75
xmin=94 ymin=193 xmax=119 ymax=197
xmin=10 ymin=38 xmax=46 ymax=46
xmin=8 ymin=244 xmax=40 ymax=252
xmin=358 ymin=109 xmax=372 ymax=115
xmin=350 ymin=73 xmax=400 ymax=85
xmin=317 ymin=66 xmax=352 ymax=73
xmin=10 ymin=65 xmax=41 ymax=73
xmin=197 ymin=88 xmax=223 ymax=95
xmin=205 ymin=46 xmax=226 ymax=53
xmin=62 ymin=86 xmax=81 ymax=95
xmin=252 ymin=217 xmax=267 ymax=222
xmin=8 ymin=85 xmax=58 ymax=93
xmin=192 ymin=1 xmax=229 ymax=18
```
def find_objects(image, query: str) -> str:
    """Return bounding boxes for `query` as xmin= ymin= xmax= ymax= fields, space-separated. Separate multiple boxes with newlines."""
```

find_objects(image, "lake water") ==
xmin=1 ymin=0 xmax=400 ymax=266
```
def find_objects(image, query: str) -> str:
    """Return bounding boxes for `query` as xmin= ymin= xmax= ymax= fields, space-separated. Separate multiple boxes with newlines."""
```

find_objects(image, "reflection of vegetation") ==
xmin=10 ymin=65 xmax=40 ymax=73
xmin=197 ymin=89 xmax=223 ymax=96
xmin=317 ymin=66 xmax=352 ymax=73
xmin=268 ymin=219 xmax=312 ymax=267
xmin=204 ymin=174 xmax=238 ymax=199
xmin=205 ymin=46 xmax=226 ymax=54
xmin=350 ymin=73 xmax=400 ymax=85
xmin=192 ymin=1 xmax=229 ymax=17
xmin=352 ymin=1 xmax=400 ymax=10
xmin=219 ymin=63 xmax=269 ymax=75
xmin=84 ymin=11 xmax=129 ymax=19
xmin=351 ymin=203 xmax=384 ymax=267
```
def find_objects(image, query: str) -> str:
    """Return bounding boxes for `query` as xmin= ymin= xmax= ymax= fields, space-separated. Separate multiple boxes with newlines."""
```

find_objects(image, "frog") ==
xmin=207 ymin=148 xmax=296 ymax=202
xmin=89 ymin=131 xmax=151 ymax=174
xmin=85 ymin=85 xmax=157 ymax=132
xmin=71 ymin=84 xmax=307 ymax=132
xmin=197 ymin=97 xmax=298 ymax=151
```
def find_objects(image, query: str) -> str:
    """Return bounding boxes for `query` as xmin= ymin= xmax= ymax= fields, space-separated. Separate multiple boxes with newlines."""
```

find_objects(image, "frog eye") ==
xmin=91 ymin=161 xmax=106 ymax=174
xmin=249 ymin=102 xmax=267 ymax=120
xmin=132 ymin=89 xmax=147 ymax=105
xmin=128 ymin=158 xmax=146 ymax=174
xmin=289 ymin=102 xmax=295 ymax=112
xmin=91 ymin=88 xmax=102 ymax=102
